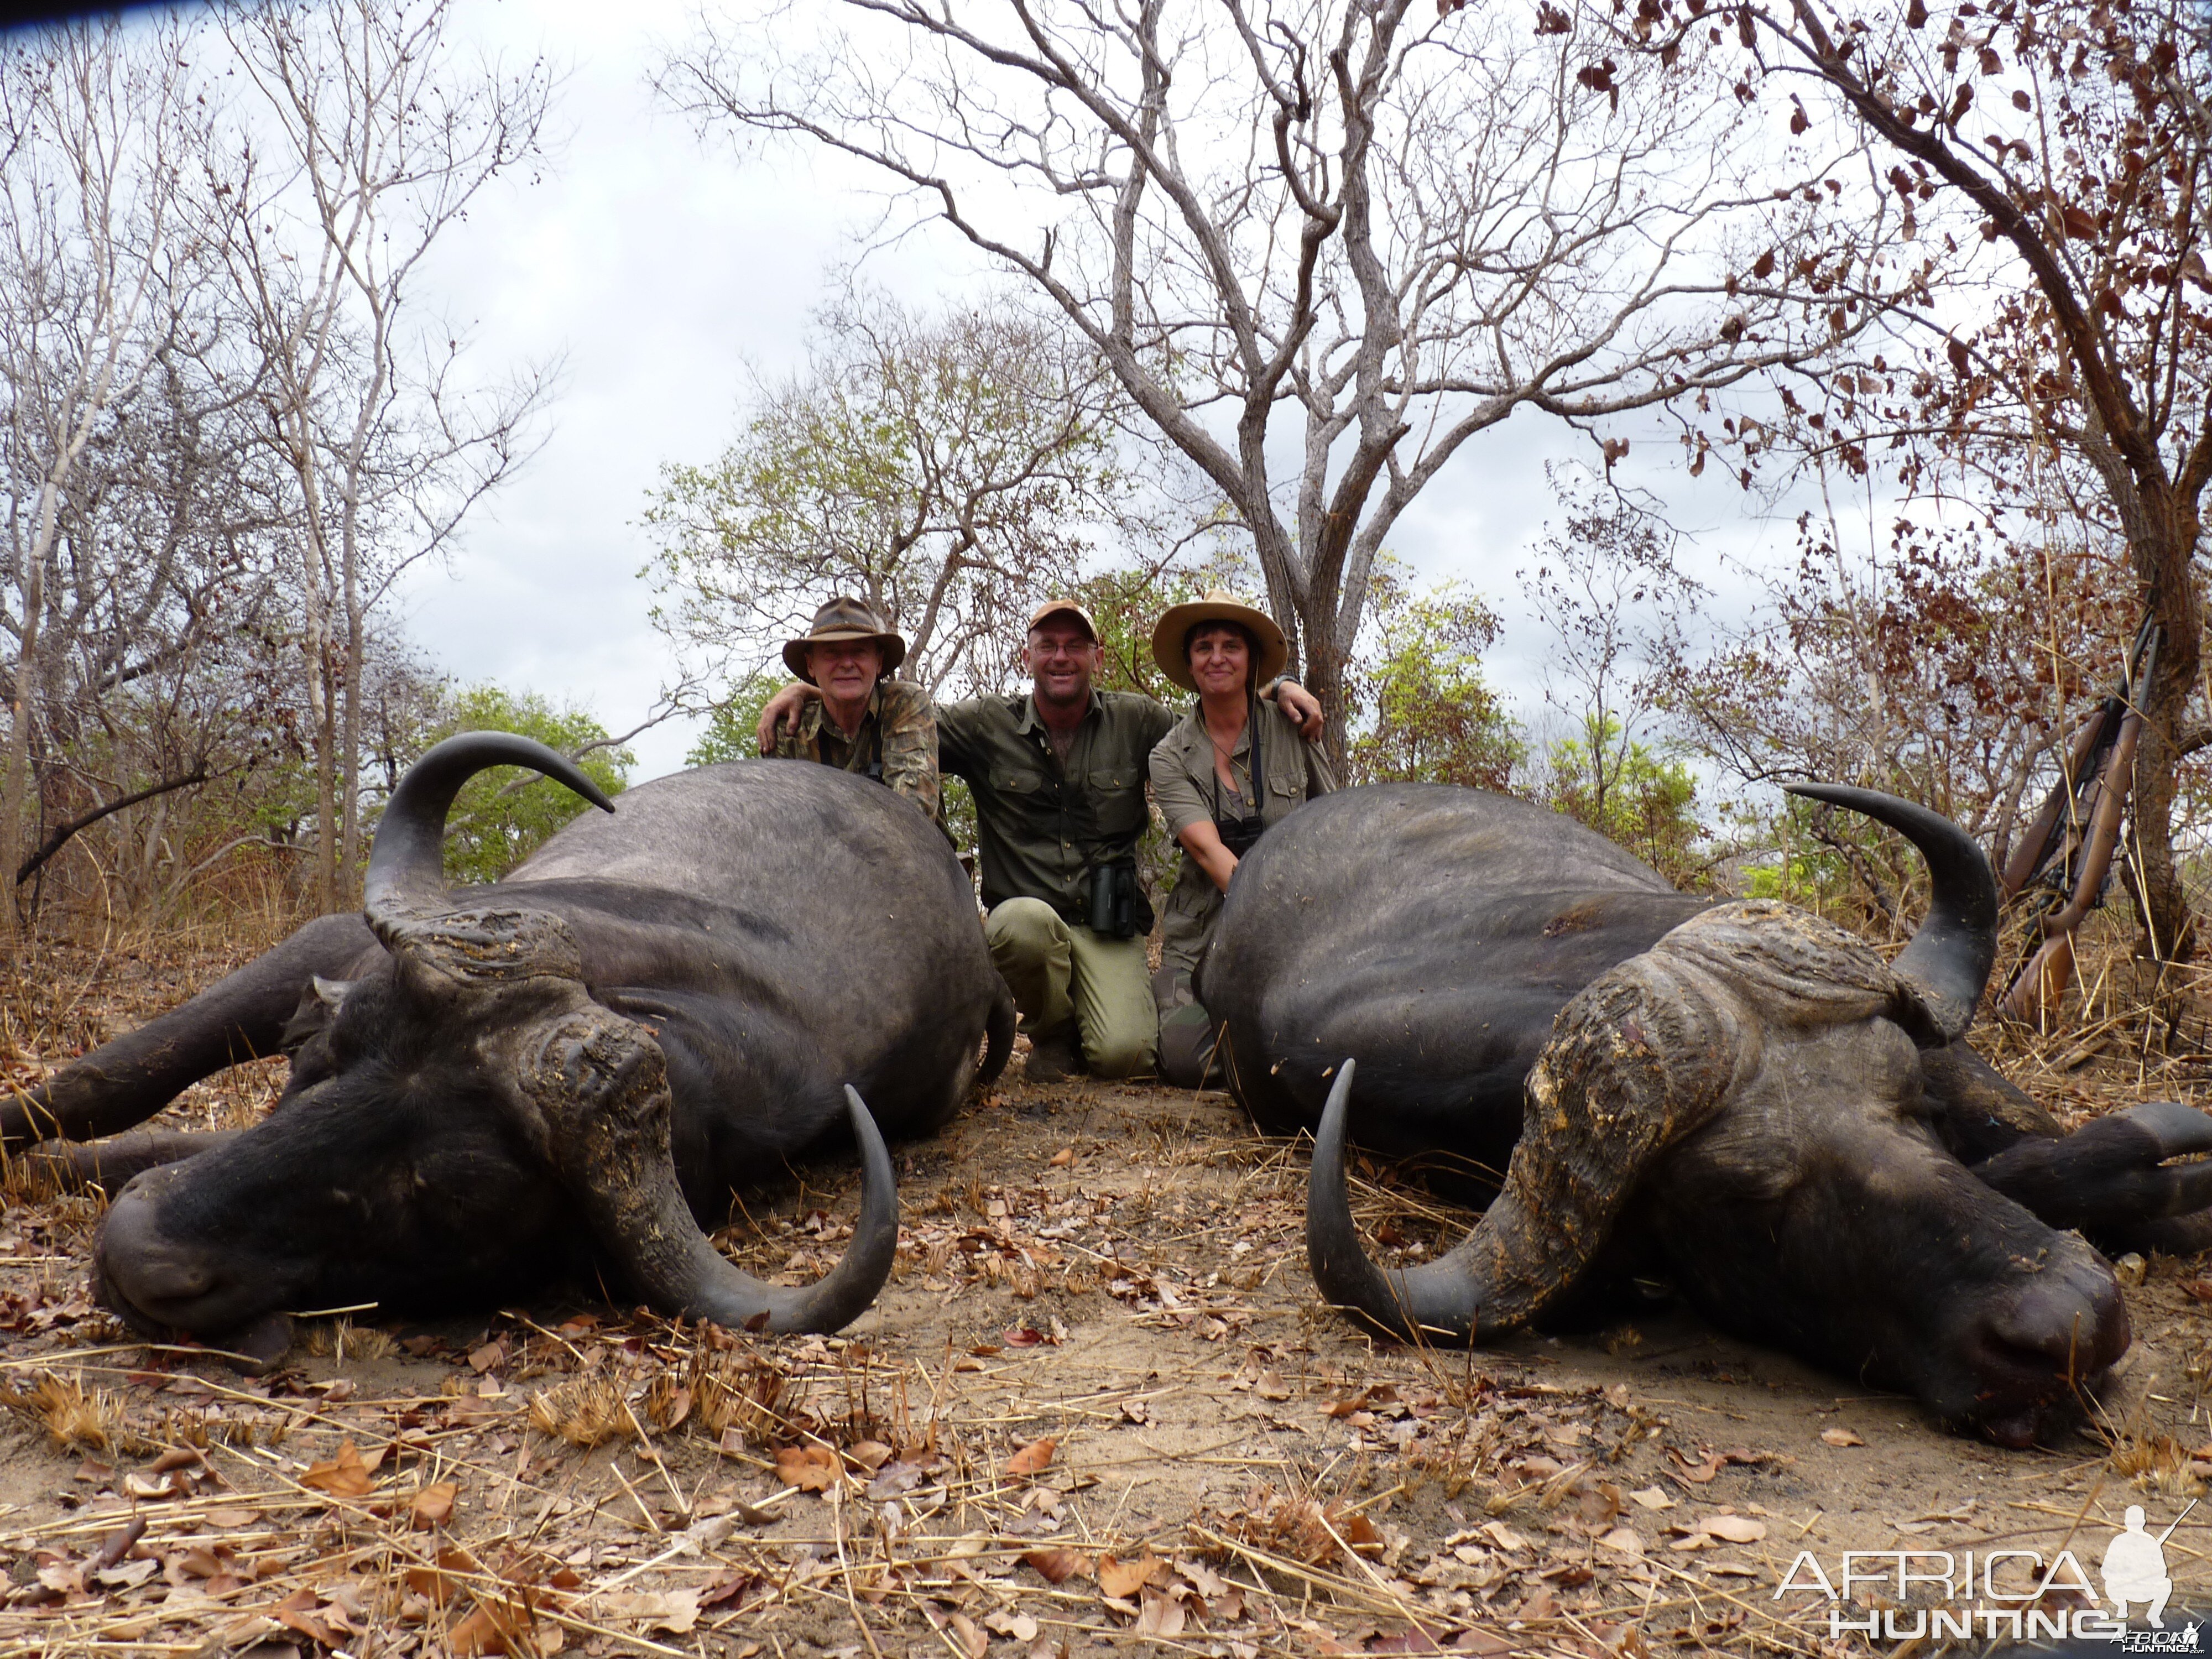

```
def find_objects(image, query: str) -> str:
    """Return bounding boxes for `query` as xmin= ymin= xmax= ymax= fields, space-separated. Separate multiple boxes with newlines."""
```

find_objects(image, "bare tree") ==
xmin=219 ymin=0 xmax=557 ymax=912
xmin=1520 ymin=483 xmax=1704 ymax=836
xmin=0 ymin=16 xmax=264 ymax=945
xmin=662 ymin=0 xmax=1872 ymax=760
xmin=644 ymin=291 xmax=1142 ymax=704
xmin=1710 ymin=0 xmax=2212 ymax=963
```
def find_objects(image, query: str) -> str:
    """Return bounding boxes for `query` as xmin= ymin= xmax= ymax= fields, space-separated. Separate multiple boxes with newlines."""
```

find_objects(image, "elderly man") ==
xmin=759 ymin=597 xmax=1322 ymax=1081
xmin=769 ymin=596 xmax=939 ymax=817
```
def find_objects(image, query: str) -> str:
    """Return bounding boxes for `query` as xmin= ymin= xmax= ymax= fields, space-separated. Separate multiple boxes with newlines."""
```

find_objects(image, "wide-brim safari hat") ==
xmin=783 ymin=595 xmax=907 ymax=682
xmin=1151 ymin=591 xmax=1289 ymax=693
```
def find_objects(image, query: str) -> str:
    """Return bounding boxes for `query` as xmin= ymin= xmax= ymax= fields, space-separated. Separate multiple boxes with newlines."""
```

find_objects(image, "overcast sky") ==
xmin=390 ymin=0 xmax=1807 ymax=781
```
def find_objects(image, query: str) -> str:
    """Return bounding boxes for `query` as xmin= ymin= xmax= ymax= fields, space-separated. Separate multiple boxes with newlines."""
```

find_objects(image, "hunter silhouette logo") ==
xmin=2103 ymin=1503 xmax=2190 ymax=1627
xmin=1773 ymin=1500 xmax=2204 ymax=1645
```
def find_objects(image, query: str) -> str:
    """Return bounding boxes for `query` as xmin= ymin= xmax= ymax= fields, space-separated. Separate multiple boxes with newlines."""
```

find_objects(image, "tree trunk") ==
xmin=2127 ymin=496 xmax=2204 ymax=969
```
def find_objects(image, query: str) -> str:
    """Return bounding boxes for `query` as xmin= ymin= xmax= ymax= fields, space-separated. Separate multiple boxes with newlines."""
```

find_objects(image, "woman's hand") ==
xmin=1178 ymin=818 xmax=1241 ymax=894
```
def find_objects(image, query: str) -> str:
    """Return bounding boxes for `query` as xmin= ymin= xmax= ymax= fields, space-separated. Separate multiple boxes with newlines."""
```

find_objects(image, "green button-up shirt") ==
xmin=937 ymin=690 xmax=1176 ymax=916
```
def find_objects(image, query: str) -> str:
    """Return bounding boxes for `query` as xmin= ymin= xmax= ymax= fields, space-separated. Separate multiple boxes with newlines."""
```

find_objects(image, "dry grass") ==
xmin=299 ymin=1317 xmax=398 ymax=1362
xmin=1 ymin=1370 xmax=128 ymax=1454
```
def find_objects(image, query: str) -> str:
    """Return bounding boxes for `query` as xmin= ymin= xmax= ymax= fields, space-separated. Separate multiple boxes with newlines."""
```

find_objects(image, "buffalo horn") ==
xmin=1309 ymin=913 xmax=1755 ymax=1345
xmin=522 ymin=1006 xmax=900 ymax=1335
xmin=364 ymin=732 xmax=614 ymax=937
xmin=1308 ymin=1054 xmax=1626 ymax=1344
xmin=1784 ymin=782 xmax=1997 ymax=1041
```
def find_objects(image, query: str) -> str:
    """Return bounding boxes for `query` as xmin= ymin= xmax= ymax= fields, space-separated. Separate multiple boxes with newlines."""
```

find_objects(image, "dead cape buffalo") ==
xmin=1199 ymin=781 xmax=2212 ymax=1445
xmin=3 ymin=733 xmax=1012 ymax=1366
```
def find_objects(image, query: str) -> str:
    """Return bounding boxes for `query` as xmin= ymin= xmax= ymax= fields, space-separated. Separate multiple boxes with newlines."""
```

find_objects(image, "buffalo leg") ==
xmin=14 ymin=1130 xmax=241 ymax=1194
xmin=2 ymin=912 xmax=375 ymax=1150
xmin=1973 ymin=1102 xmax=2212 ymax=1249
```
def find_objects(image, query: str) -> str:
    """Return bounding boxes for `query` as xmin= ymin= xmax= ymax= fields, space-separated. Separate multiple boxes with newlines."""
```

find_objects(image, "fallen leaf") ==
xmin=1099 ymin=1551 xmax=1164 ymax=1599
xmin=1137 ymin=1588 xmax=1187 ymax=1637
xmin=1820 ymin=1427 xmax=1865 ymax=1448
xmin=984 ymin=1609 xmax=1041 ymax=1642
xmin=410 ymin=1483 xmax=457 ymax=1530
xmin=948 ymin=1611 xmax=988 ymax=1659
xmin=1596 ymin=1527 xmax=1644 ymax=1558
xmin=1006 ymin=1435 xmax=1057 ymax=1478
xmin=1050 ymin=1147 xmax=1073 ymax=1166
xmin=845 ymin=1439 xmax=894 ymax=1472
xmin=600 ymin=1589 xmax=702 ymax=1635
xmin=1255 ymin=1369 xmax=1292 ymax=1401
xmin=1629 ymin=1486 xmax=1674 ymax=1510
xmin=300 ymin=1440 xmax=383 ymax=1498
xmin=467 ymin=1340 xmax=507 ymax=1374
xmin=1368 ymin=1629 xmax=1447 ymax=1654
xmin=775 ymin=1445 xmax=840 ymax=1492
xmin=1022 ymin=1547 xmax=1089 ymax=1584
xmin=1699 ymin=1514 xmax=1766 ymax=1543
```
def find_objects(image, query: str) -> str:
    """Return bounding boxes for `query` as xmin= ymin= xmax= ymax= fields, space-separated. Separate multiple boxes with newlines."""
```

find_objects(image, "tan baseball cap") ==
xmin=1025 ymin=597 xmax=1099 ymax=640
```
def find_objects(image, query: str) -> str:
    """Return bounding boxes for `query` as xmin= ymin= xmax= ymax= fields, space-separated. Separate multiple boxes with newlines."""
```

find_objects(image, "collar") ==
xmin=1016 ymin=686 xmax=1098 ymax=738
xmin=810 ymin=680 xmax=884 ymax=740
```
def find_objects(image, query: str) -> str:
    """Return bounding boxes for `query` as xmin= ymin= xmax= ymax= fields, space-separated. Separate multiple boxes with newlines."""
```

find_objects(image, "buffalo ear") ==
xmin=281 ymin=977 xmax=358 ymax=1056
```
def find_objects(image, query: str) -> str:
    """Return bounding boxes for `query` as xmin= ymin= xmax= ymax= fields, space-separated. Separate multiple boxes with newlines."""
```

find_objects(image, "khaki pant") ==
xmin=985 ymin=897 xmax=1157 ymax=1079
xmin=1152 ymin=966 xmax=1226 ymax=1090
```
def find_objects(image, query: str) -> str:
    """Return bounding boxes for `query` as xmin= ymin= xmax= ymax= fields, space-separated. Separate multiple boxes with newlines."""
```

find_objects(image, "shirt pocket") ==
xmin=1087 ymin=766 xmax=1147 ymax=836
xmin=989 ymin=766 xmax=1051 ymax=799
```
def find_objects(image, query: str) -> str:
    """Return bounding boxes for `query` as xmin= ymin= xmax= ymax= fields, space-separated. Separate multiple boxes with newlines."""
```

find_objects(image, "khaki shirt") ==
xmin=1149 ymin=698 xmax=1335 ymax=973
xmin=938 ymin=690 xmax=1175 ymax=916
xmin=774 ymin=679 xmax=940 ymax=818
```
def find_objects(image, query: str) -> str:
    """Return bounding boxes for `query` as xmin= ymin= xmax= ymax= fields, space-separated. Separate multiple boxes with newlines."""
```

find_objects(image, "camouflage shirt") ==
xmin=937 ymin=690 xmax=1176 ymax=917
xmin=773 ymin=679 xmax=940 ymax=818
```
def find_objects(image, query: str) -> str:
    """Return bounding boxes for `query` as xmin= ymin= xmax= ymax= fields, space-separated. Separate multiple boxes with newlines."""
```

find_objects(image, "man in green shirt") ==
xmin=758 ymin=597 xmax=1322 ymax=1081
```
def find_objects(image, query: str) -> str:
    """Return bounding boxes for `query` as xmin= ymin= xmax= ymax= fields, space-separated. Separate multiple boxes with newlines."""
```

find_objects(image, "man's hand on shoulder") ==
xmin=754 ymin=681 xmax=818 ymax=753
xmin=1275 ymin=680 xmax=1324 ymax=741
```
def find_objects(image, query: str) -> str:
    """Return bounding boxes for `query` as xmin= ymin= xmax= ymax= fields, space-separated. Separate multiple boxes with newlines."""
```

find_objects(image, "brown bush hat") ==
xmin=783 ymin=596 xmax=907 ymax=683
xmin=1150 ymin=590 xmax=1288 ymax=693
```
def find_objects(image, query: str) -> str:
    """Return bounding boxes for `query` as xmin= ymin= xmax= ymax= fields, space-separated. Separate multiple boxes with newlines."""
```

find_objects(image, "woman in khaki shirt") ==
xmin=1146 ymin=592 xmax=1335 ymax=1087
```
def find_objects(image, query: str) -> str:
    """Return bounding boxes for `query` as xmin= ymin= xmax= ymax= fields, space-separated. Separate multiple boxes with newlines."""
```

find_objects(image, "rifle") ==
xmin=1995 ymin=619 xmax=2160 ymax=1025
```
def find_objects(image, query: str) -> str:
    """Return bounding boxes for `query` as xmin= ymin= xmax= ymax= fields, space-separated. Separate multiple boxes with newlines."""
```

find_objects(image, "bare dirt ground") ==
xmin=1 ymin=930 xmax=2211 ymax=1658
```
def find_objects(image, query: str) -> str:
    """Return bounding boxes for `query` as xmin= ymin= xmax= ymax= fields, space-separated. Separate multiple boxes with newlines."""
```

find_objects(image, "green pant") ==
xmin=984 ymin=897 xmax=1157 ymax=1079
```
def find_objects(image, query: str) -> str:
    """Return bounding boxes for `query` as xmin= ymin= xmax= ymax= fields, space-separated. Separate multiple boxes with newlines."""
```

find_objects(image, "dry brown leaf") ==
xmin=1099 ymin=1552 xmax=1163 ymax=1599
xmin=1021 ymin=1547 xmax=1089 ymax=1584
xmin=410 ymin=1482 xmax=457 ymax=1530
xmin=1820 ymin=1426 xmax=1865 ymax=1448
xmin=948 ymin=1611 xmax=988 ymax=1659
xmin=1005 ymin=1435 xmax=1057 ymax=1478
xmin=1049 ymin=1147 xmax=1073 ymax=1166
xmin=1254 ymin=1369 xmax=1291 ymax=1402
xmin=1628 ymin=1486 xmax=1674 ymax=1510
xmin=300 ymin=1439 xmax=383 ymax=1498
xmin=1698 ymin=1514 xmax=1766 ymax=1543
xmin=601 ymin=1589 xmax=702 ymax=1635
xmin=1136 ymin=1589 xmax=1186 ymax=1638
xmin=984 ymin=1609 xmax=1040 ymax=1642
xmin=1595 ymin=1527 xmax=1644 ymax=1557
xmin=846 ymin=1439 xmax=894 ymax=1472
xmin=775 ymin=1445 xmax=840 ymax=1492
